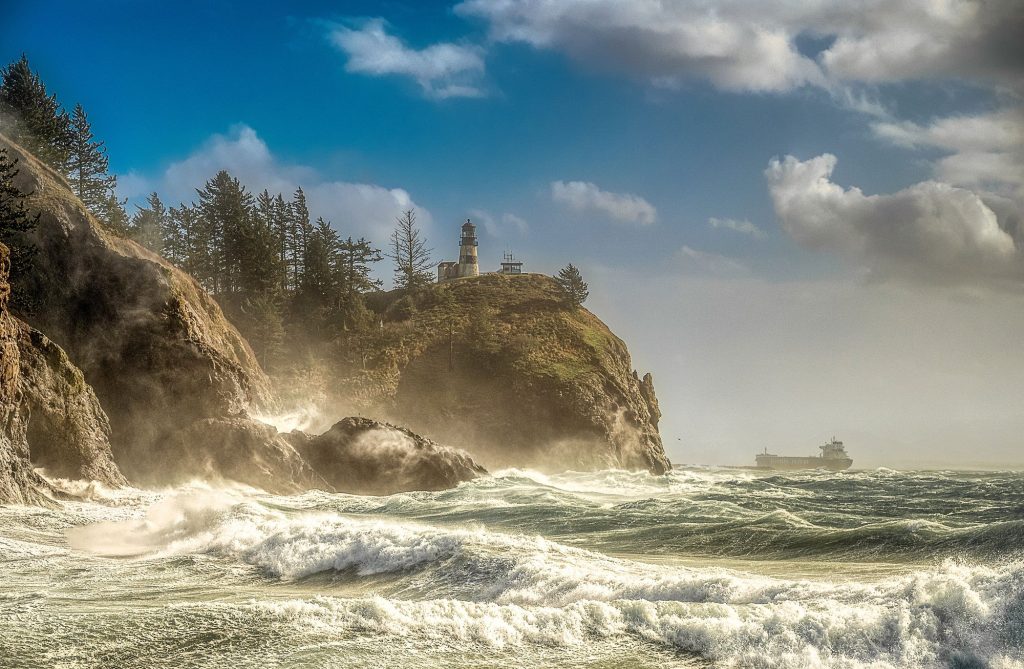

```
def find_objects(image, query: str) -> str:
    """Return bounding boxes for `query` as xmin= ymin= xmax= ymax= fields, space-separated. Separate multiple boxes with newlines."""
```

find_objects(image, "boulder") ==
xmin=163 ymin=417 xmax=329 ymax=494
xmin=286 ymin=417 xmax=486 ymax=495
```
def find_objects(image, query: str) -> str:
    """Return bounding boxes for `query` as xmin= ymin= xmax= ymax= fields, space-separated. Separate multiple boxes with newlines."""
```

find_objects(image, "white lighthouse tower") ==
xmin=457 ymin=219 xmax=479 ymax=278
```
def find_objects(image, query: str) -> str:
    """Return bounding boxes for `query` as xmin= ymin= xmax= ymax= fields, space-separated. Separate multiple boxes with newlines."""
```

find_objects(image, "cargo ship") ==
xmin=755 ymin=437 xmax=853 ymax=471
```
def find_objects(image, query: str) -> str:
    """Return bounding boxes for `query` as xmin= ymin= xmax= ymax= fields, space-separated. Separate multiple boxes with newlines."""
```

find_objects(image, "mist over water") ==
xmin=2 ymin=467 xmax=1022 ymax=668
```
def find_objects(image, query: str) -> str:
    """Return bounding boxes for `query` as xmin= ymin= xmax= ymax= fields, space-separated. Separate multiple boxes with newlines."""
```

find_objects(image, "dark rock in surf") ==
xmin=285 ymin=417 xmax=486 ymax=495
xmin=164 ymin=417 xmax=329 ymax=494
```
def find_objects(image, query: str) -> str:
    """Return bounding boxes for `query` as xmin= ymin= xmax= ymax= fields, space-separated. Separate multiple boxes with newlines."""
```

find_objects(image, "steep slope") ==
xmin=0 ymin=133 xmax=285 ymax=487
xmin=329 ymin=273 xmax=671 ymax=474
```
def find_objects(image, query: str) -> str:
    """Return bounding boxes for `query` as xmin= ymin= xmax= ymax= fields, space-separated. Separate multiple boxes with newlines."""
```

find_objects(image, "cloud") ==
xmin=871 ymin=108 xmax=1024 ymax=194
xmin=328 ymin=18 xmax=486 ymax=99
xmin=118 ymin=124 xmax=431 ymax=244
xmin=765 ymin=153 xmax=1021 ymax=288
xmin=456 ymin=0 xmax=1024 ymax=94
xmin=550 ymin=180 xmax=656 ymax=225
xmin=677 ymin=245 xmax=748 ymax=275
xmin=708 ymin=217 xmax=766 ymax=239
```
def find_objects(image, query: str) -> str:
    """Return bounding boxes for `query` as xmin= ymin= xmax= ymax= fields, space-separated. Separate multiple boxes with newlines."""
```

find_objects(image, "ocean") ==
xmin=1 ymin=467 xmax=1021 ymax=668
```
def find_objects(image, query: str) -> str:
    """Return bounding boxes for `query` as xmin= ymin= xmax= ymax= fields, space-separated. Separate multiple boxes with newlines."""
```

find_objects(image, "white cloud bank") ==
xmin=765 ymin=153 xmax=1021 ymax=288
xmin=550 ymin=180 xmax=657 ymax=225
xmin=119 ymin=125 xmax=430 ymax=244
xmin=328 ymin=19 xmax=486 ymax=99
xmin=455 ymin=0 xmax=1024 ymax=94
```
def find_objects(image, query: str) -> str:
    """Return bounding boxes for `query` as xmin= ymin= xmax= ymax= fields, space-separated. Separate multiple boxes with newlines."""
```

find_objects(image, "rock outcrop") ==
xmin=324 ymin=273 xmax=672 ymax=474
xmin=163 ymin=417 xmax=328 ymax=494
xmin=286 ymin=417 xmax=486 ymax=495
xmin=16 ymin=325 xmax=126 ymax=486
xmin=0 ymin=133 xmax=287 ymax=488
xmin=0 ymin=243 xmax=52 ymax=504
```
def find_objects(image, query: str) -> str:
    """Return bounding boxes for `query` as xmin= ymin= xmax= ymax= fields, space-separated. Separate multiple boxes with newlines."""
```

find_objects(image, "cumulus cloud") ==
xmin=765 ymin=153 xmax=1021 ymax=287
xmin=328 ymin=19 xmax=486 ymax=99
xmin=118 ymin=124 xmax=430 ymax=243
xmin=708 ymin=217 xmax=766 ymax=239
xmin=872 ymin=108 xmax=1024 ymax=193
xmin=455 ymin=0 xmax=1024 ymax=94
xmin=551 ymin=180 xmax=656 ymax=225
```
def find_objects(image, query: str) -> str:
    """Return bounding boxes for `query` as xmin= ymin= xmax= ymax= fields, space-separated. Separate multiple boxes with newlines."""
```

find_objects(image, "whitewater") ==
xmin=1 ymin=468 xmax=1022 ymax=668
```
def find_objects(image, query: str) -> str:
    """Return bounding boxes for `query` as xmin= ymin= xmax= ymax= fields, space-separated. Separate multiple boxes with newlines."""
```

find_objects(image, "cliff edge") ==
xmin=329 ymin=273 xmax=671 ymax=474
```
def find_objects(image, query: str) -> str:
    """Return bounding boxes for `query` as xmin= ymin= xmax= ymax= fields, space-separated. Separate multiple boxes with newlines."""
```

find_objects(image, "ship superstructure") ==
xmin=755 ymin=437 xmax=853 ymax=471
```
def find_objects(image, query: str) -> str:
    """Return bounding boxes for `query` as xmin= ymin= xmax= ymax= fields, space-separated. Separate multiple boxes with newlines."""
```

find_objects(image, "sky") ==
xmin=3 ymin=0 xmax=1023 ymax=468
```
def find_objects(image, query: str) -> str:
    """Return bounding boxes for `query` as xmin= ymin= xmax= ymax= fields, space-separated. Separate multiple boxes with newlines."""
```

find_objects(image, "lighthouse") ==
xmin=457 ymin=219 xmax=479 ymax=278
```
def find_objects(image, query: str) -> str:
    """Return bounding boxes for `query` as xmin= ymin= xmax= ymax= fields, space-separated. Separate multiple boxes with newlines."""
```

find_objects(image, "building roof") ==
xmin=462 ymin=219 xmax=475 ymax=230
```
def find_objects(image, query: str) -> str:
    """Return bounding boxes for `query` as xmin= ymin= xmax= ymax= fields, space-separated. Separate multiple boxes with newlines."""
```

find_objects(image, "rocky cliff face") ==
xmin=16 ymin=325 xmax=126 ymax=486
xmin=1 ymin=241 xmax=129 ymax=504
xmin=328 ymin=273 xmax=671 ymax=474
xmin=0 ymin=133 xmax=281 ymax=487
xmin=0 ymin=243 xmax=51 ymax=504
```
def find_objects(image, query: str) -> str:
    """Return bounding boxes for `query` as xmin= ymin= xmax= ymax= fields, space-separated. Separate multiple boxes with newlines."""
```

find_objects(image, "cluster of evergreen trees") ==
xmin=130 ymin=176 xmax=386 ymax=357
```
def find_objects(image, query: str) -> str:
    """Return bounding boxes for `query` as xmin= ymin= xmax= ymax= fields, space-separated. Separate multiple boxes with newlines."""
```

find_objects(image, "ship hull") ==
xmin=755 ymin=455 xmax=853 ymax=471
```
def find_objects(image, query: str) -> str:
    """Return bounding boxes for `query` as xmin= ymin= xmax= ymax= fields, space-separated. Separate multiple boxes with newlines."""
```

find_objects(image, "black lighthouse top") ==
xmin=460 ymin=219 xmax=478 ymax=246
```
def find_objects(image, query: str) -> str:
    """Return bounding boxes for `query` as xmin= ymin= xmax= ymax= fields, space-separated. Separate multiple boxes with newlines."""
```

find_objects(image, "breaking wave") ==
xmin=2 ymin=467 xmax=1023 ymax=668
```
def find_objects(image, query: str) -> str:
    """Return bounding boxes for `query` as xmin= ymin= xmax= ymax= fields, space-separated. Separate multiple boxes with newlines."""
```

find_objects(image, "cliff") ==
xmin=0 ymin=133 xmax=283 ymax=487
xmin=0 ymin=243 xmax=50 ymax=504
xmin=327 ymin=273 xmax=671 ymax=474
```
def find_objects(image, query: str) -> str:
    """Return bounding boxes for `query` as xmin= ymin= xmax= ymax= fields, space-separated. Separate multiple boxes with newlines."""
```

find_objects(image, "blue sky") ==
xmin=4 ymin=1 xmax=1023 ymax=466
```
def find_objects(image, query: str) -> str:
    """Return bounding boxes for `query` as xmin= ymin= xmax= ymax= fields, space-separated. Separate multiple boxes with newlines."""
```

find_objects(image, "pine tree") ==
xmin=130 ymin=192 xmax=167 ymax=253
xmin=555 ymin=263 xmax=589 ymax=308
xmin=295 ymin=217 xmax=340 ymax=337
xmin=387 ymin=209 xmax=433 ymax=290
xmin=98 ymin=191 xmax=130 ymax=235
xmin=0 ymin=148 xmax=40 ymax=312
xmin=196 ymin=170 xmax=253 ymax=294
xmin=334 ymin=236 xmax=382 ymax=329
xmin=336 ymin=236 xmax=382 ymax=298
xmin=67 ymin=103 xmax=116 ymax=216
xmin=272 ymin=193 xmax=290 ymax=291
xmin=287 ymin=187 xmax=312 ymax=290
xmin=0 ymin=55 xmax=72 ymax=171
xmin=162 ymin=204 xmax=187 ymax=265
xmin=300 ymin=217 xmax=338 ymax=298
xmin=240 ymin=292 xmax=285 ymax=371
xmin=237 ymin=197 xmax=281 ymax=297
